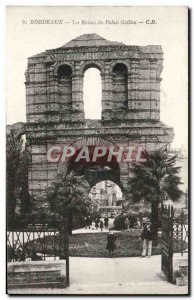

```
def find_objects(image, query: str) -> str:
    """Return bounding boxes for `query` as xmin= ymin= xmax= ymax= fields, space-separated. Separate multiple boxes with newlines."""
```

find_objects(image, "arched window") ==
xmin=58 ymin=65 xmax=72 ymax=80
xmin=57 ymin=65 xmax=72 ymax=109
xmin=83 ymin=67 xmax=102 ymax=119
xmin=113 ymin=63 xmax=128 ymax=109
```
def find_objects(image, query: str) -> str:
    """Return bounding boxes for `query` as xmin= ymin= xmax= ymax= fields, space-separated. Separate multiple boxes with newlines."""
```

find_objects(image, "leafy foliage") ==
xmin=128 ymin=148 xmax=183 ymax=204
xmin=6 ymin=129 xmax=32 ymax=221
xmin=7 ymin=244 xmax=26 ymax=262
xmin=128 ymin=148 xmax=183 ymax=241
xmin=114 ymin=215 xmax=128 ymax=230
xmin=47 ymin=171 xmax=90 ymax=233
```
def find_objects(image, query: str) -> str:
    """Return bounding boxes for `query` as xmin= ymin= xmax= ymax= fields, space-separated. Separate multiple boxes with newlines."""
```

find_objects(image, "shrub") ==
xmin=174 ymin=270 xmax=184 ymax=278
xmin=127 ymin=214 xmax=137 ymax=228
xmin=114 ymin=215 xmax=128 ymax=230
xmin=91 ymin=210 xmax=101 ymax=221
xmin=72 ymin=214 xmax=86 ymax=230
xmin=7 ymin=245 xmax=26 ymax=262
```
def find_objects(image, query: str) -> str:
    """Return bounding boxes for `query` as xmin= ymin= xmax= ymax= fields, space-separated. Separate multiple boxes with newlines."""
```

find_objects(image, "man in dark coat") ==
xmin=104 ymin=216 xmax=109 ymax=230
xmin=95 ymin=219 xmax=99 ymax=230
xmin=84 ymin=217 xmax=88 ymax=229
xmin=106 ymin=230 xmax=116 ymax=256
xmin=100 ymin=220 xmax=104 ymax=231
xmin=140 ymin=219 xmax=153 ymax=258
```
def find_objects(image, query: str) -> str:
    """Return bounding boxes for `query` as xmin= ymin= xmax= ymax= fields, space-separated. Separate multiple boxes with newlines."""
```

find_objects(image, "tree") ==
xmin=48 ymin=171 xmax=90 ymax=235
xmin=18 ymin=148 xmax=33 ymax=216
xmin=7 ymin=130 xmax=22 ymax=219
xmin=6 ymin=129 xmax=32 ymax=223
xmin=128 ymin=148 xmax=183 ymax=242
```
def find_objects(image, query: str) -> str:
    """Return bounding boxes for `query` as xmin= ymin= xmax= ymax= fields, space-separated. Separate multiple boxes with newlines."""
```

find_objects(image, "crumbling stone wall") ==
xmin=25 ymin=34 xmax=174 ymax=206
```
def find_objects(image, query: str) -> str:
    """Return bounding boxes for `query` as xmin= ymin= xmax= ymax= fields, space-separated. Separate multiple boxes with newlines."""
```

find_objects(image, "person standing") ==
xmin=84 ymin=217 xmax=88 ymax=229
xmin=140 ymin=219 xmax=153 ymax=258
xmin=104 ymin=216 xmax=109 ymax=230
xmin=87 ymin=215 xmax=92 ymax=229
xmin=100 ymin=220 xmax=104 ymax=231
xmin=136 ymin=218 xmax=142 ymax=229
xmin=95 ymin=218 xmax=99 ymax=230
xmin=106 ymin=230 xmax=116 ymax=256
xmin=142 ymin=216 xmax=147 ymax=228
xmin=125 ymin=217 xmax=130 ymax=230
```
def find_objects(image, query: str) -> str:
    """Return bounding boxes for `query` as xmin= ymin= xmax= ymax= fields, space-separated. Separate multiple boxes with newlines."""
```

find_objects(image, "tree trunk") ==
xmin=59 ymin=217 xmax=69 ymax=260
xmin=151 ymin=201 xmax=159 ymax=246
xmin=68 ymin=210 xmax=73 ymax=235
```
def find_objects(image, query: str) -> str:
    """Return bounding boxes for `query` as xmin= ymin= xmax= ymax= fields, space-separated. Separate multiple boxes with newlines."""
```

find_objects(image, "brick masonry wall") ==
xmin=24 ymin=36 xmax=174 ymax=205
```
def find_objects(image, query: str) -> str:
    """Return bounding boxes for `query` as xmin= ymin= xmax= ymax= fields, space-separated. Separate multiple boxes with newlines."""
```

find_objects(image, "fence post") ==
xmin=62 ymin=218 xmax=70 ymax=286
xmin=66 ymin=229 xmax=70 ymax=286
xmin=161 ymin=204 xmax=174 ymax=283
xmin=176 ymin=222 xmax=179 ymax=252
xmin=181 ymin=210 xmax=184 ymax=256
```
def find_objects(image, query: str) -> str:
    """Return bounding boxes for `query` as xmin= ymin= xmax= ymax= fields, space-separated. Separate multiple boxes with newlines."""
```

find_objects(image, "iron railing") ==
xmin=161 ymin=204 xmax=188 ymax=283
xmin=173 ymin=211 xmax=188 ymax=255
xmin=7 ymin=224 xmax=67 ymax=262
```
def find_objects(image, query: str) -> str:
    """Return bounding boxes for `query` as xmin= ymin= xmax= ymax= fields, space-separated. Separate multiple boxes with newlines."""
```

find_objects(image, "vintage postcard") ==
xmin=6 ymin=6 xmax=189 ymax=295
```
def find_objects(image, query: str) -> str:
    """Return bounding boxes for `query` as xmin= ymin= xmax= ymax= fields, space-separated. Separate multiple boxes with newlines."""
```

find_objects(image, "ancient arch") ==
xmin=25 ymin=33 xmax=174 ymax=205
xmin=53 ymin=61 xmax=75 ymax=77
xmin=81 ymin=61 xmax=105 ymax=75
xmin=57 ymin=137 xmax=122 ymax=189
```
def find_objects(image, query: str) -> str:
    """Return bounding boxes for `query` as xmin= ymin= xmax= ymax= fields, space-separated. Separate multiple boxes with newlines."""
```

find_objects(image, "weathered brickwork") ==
xmin=24 ymin=34 xmax=174 ymax=206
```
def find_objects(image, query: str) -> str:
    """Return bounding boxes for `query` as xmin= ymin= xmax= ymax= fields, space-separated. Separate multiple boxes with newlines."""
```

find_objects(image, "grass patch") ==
xmin=21 ymin=229 xmax=188 ymax=258
xmin=69 ymin=230 xmax=149 ymax=257
xmin=68 ymin=230 xmax=164 ymax=257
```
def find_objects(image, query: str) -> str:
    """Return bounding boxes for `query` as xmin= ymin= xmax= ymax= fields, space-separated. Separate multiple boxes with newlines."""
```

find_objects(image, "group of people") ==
xmin=84 ymin=216 xmax=109 ymax=231
xmin=106 ymin=218 xmax=154 ymax=258
xmin=84 ymin=215 xmax=92 ymax=229
xmin=84 ymin=215 xmax=154 ymax=258
xmin=95 ymin=217 xmax=109 ymax=231
xmin=125 ymin=217 xmax=145 ymax=229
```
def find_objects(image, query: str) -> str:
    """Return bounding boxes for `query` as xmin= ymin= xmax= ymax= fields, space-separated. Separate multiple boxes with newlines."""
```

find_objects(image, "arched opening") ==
xmin=64 ymin=145 xmax=122 ymax=228
xmin=83 ymin=67 xmax=102 ymax=119
xmin=89 ymin=180 xmax=123 ymax=218
xmin=66 ymin=145 xmax=121 ymax=187
xmin=57 ymin=65 xmax=72 ymax=109
xmin=58 ymin=64 xmax=72 ymax=80
xmin=113 ymin=63 xmax=128 ymax=109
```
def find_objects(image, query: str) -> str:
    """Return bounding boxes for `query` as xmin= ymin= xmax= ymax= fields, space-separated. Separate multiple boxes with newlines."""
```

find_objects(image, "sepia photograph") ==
xmin=6 ymin=6 xmax=189 ymax=295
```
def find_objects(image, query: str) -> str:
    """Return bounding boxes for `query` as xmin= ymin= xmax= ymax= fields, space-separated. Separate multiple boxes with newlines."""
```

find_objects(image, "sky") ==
xmin=6 ymin=6 xmax=188 ymax=150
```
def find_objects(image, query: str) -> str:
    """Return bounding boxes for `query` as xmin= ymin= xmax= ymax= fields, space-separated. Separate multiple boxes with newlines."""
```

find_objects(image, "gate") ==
xmin=161 ymin=204 xmax=188 ymax=283
xmin=161 ymin=204 xmax=174 ymax=282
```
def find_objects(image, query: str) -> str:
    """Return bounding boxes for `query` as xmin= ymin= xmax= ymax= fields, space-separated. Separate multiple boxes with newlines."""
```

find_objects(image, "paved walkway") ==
xmin=9 ymin=256 xmax=188 ymax=295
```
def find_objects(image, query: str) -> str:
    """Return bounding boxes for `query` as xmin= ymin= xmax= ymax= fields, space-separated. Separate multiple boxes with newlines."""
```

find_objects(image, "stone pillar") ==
xmin=127 ymin=73 xmax=132 ymax=109
xmin=126 ymin=62 xmax=131 ymax=110
xmin=71 ymin=67 xmax=85 ymax=122
xmin=149 ymin=59 xmax=160 ymax=121
xmin=72 ymin=74 xmax=84 ymax=111
xmin=102 ymin=72 xmax=114 ymax=111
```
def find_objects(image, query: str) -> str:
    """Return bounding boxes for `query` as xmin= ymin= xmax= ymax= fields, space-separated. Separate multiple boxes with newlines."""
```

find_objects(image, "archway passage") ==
xmin=67 ymin=146 xmax=121 ymax=188
xmin=83 ymin=68 xmax=102 ymax=119
xmin=89 ymin=180 xmax=123 ymax=218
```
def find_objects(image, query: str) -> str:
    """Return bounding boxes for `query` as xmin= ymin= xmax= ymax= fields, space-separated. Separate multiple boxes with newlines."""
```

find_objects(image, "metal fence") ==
xmin=161 ymin=204 xmax=188 ymax=282
xmin=173 ymin=211 xmax=188 ymax=255
xmin=7 ymin=224 xmax=67 ymax=262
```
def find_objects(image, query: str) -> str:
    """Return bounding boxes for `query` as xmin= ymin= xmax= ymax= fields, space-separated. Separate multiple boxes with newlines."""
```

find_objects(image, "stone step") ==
xmin=7 ymin=260 xmax=67 ymax=289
